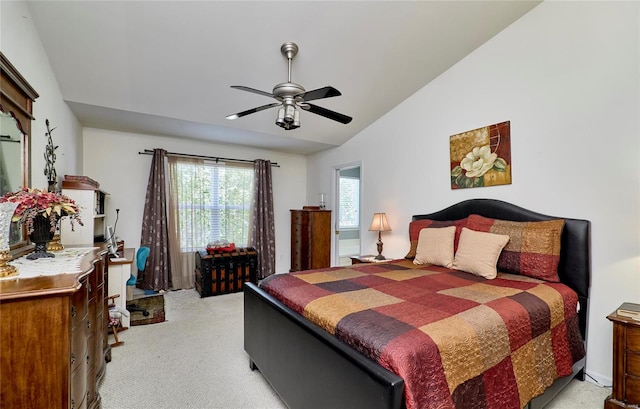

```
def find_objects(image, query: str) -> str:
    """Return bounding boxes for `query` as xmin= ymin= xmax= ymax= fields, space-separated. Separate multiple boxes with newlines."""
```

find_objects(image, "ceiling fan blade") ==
xmin=297 ymin=86 xmax=341 ymax=102
xmin=226 ymin=102 xmax=281 ymax=120
xmin=230 ymin=85 xmax=276 ymax=99
xmin=305 ymin=103 xmax=352 ymax=124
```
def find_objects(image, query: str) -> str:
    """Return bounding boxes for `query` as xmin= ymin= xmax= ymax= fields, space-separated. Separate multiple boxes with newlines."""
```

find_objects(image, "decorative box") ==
xmin=194 ymin=247 xmax=258 ymax=298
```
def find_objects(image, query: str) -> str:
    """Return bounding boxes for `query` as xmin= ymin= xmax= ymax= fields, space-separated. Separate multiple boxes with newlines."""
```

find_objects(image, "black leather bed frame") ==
xmin=244 ymin=199 xmax=591 ymax=409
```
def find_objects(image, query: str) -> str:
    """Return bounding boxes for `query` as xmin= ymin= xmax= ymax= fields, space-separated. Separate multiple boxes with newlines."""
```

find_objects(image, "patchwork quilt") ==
xmin=260 ymin=259 xmax=585 ymax=409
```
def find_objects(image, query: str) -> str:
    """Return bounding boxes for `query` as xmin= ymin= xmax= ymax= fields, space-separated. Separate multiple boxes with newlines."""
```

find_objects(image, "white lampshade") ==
xmin=368 ymin=213 xmax=391 ymax=232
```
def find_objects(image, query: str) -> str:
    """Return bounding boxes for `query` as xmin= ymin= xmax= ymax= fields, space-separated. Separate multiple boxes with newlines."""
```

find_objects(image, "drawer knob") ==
xmin=71 ymin=353 xmax=75 ymax=364
xmin=71 ymin=306 xmax=76 ymax=317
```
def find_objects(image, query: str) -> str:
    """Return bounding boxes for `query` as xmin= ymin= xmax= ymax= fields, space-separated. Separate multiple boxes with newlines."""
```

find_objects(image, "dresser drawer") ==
xmin=628 ymin=352 xmax=640 ymax=377
xmin=96 ymin=284 xmax=104 ymax=317
xmin=291 ymin=210 xmax=309 ymax=225
xmin=87 ymin=268 xmax=98 ymax=300
xmin=71 ymin=280 xmax=88 ymax=330
xmin=628 ymin=326 xmax=640 ymax=352
xmin=71 ymin=323 xmax=88 ymax=372
xmin=71 ymin=349 xmax=88 ymax=409
xmin=625 ymin=374 xmax=640 ymax=404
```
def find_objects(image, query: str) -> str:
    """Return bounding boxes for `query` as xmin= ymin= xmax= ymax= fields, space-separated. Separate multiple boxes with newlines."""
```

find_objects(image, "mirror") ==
xmin=0 ymin=112 xmax=23 ymax=194
xmin=0 ymin=112 xmax=25 ymax=246
xmin=1 ymin=52 xmax=38 ymax=256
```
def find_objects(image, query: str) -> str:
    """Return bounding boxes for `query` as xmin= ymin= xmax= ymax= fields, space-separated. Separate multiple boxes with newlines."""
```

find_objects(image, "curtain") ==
xmin=139 ymin=148 xmax=171 ymax=292
xmin=167 ymin=156 xmax=206 ymax=290
xmin=250 ymin=159 xmax=275 ymax=279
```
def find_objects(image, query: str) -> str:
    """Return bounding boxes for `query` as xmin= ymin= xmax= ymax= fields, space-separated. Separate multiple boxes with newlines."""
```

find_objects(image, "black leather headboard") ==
xmin=413 ymin=199 xmax=591 ymax=338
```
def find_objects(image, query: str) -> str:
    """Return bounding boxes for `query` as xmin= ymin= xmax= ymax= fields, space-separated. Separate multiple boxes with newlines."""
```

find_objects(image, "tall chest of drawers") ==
xmin=606 ymin=307 xmax=640 ymax=408
xmin=0 ymin=249 xmax=108 ymax=409
xmin=290 ymin=209 xmax=331 ymax=272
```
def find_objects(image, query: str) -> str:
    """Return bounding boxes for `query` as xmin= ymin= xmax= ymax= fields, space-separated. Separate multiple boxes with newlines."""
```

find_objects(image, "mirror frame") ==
xmin=0 ymin=52 xmax=39 ymax=256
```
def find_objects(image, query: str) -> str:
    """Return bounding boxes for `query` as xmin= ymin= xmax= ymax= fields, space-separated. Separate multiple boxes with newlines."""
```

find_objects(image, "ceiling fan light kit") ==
xmin=226 ymin=42 xmax=352 ymax=130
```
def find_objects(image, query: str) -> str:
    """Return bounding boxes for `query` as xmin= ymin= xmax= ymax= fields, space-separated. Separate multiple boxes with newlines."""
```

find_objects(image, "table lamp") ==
xmin=369 ymin=212 xmax=391 ymax=260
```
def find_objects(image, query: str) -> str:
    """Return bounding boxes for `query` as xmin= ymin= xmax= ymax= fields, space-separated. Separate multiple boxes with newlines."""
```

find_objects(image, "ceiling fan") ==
xmin=226 ymin=42 xmax=352 ymax=130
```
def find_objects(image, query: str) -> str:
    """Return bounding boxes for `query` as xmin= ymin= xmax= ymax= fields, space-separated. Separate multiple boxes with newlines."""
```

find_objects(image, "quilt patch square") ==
xmin=486 ymin=297 xmax=532 ymax=351
xmin=297 ymin=268 xmax=365 ymax=284
xmin=375 ymin=301 xmax=453 ymax=327
xmin=510 ymin=292 xmax=551 ymax=339
xmin=337 ymin=309 xmax=414 ymax=360
xmin=420 ymin=315 xmax=484 ymax=393
xmin=317 ymin=280 xmax=368 ymax=293
xmin=439 ymin=282 xmax=522 ymax=304
xmin=375 ymin=269 xmax=432 ymax=281
xmin=457 ymin=305 xmax=511 ymax=369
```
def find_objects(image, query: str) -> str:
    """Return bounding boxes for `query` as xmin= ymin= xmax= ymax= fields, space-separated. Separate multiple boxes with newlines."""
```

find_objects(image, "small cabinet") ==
xmin=606 ymin=306 xmax=640 ymax=408
xmin=61 ymin=179 xmax=108 ymax=245
xmin=290 ymin=209 xmax=331 ymax=272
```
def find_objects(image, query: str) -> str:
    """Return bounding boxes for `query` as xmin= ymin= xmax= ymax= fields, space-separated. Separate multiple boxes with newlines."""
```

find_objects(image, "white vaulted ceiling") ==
xmin=25 ymin=1 xmax=540 ymax=154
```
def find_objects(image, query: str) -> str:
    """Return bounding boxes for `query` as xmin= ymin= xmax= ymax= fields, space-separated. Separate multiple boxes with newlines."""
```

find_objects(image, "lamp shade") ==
xmin=369 ymin=213 xmax=391 ymax=232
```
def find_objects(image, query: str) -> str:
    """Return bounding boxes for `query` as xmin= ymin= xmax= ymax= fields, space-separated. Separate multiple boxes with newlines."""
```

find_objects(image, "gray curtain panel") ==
xmin=250 ymin=159 xmax=275 ymax=279
xmin=139 ymin=148 xmax=172 ymax=291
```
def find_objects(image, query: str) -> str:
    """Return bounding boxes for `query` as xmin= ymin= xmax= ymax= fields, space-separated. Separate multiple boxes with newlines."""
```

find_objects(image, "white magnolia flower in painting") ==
xmin=460 ymin=145 xmax=497 ymax=178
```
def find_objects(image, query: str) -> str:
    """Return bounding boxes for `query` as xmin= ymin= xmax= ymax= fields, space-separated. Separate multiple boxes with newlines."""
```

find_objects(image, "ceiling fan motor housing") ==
xmin=272 ymin=82 xmax=305 ymax=99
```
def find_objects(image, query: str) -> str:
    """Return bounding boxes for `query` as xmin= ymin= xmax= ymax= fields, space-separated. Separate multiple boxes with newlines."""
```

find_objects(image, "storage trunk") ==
xmin=194 ymin=247 xmax=258 ymax=297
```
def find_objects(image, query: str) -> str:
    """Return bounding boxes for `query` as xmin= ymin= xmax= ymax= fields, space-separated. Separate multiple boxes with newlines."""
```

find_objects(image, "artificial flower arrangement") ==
xmin=0 ymin=188 xmax=83 ymax=235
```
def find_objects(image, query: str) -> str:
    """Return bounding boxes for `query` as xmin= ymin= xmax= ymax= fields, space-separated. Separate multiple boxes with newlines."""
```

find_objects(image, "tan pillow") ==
xmin=453 ymin=227 xmax=510 ymax=279
xmin=413 ymin=226 xmax=456 ymax=268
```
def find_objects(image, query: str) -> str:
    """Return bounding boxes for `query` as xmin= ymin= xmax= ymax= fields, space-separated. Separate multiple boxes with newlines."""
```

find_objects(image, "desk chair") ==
xmin=126 ymin=247 xmax=150 ymax=317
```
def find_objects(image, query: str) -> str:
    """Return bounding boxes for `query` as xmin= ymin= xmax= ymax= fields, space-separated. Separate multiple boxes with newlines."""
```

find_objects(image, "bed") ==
xmin=244 ymin=199 xmax=590 ymax=409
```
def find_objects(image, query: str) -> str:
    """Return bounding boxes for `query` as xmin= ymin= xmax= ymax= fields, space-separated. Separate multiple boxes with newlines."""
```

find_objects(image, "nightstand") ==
xmin=350 ymin=255 xmax=388 ymax=265
xmin=605 ymin=304 xmax=640 ymax=408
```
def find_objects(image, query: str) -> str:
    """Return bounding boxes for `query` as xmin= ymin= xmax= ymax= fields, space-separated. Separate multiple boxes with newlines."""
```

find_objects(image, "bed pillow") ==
xmin=405 ymin=218 xmax=467 ymax=259
xmin=452 ymin=227 xmax=510 ymax=279
xmin=413 ymin=226 xmax=456 ymax=268
xmin=466 ymin=214 xmax=564 ymax=282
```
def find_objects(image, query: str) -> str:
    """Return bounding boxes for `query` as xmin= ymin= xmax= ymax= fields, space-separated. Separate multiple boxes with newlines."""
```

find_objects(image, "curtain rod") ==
xmin=138 ymin=149 xmax=280 ymax=167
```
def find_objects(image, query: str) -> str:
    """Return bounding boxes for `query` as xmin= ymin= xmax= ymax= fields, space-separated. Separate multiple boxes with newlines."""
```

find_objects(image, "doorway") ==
xmin=334 ymin=163 xmax=361 ymax=266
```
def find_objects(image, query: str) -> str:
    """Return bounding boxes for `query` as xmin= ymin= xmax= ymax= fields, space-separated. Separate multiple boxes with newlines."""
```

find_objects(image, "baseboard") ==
xmin=585 ymin=370 xmax=612 ymax=388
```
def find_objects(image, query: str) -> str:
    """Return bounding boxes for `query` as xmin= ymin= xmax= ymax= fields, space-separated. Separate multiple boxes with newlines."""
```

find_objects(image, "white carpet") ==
xmin=101 ymin=290 xmax=285 ymax=409
xmin=100 ymin=289 xmax=610 ymax=409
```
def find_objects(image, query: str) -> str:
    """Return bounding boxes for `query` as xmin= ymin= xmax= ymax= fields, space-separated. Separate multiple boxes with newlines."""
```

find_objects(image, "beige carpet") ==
xmin=100 ymin=290 xmax=610 ymax=409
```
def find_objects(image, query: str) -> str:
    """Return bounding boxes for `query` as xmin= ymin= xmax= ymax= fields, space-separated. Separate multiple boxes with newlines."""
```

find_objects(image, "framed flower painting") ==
xmin=450 ymin=121 xmax=511 ymax=189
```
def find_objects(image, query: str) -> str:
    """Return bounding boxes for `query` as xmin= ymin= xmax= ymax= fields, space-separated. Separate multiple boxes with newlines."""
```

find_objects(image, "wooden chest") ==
xmin=194 ymin=247 xmax=258 ymax=297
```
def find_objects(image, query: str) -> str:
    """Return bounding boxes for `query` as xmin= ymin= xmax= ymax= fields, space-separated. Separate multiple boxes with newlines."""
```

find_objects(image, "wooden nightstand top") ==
xmin=350 ymin=255 xmax=390 ymax=264
xmin=608 ymin=303 xmax=640 ymax=326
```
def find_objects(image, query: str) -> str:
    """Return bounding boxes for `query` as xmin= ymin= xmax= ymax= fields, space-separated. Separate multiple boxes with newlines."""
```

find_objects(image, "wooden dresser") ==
xmin=606 ymin=307 xmax=640 ymax=408
xmin=0 ymin=248 xmax=108 ymax=409
xmin=290 ymin=209 xmax=331 ymax=272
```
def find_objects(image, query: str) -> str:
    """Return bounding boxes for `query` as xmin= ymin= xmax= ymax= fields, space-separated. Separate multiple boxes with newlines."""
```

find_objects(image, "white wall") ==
xmin=307 ymin=1 xmax=639 ymax=385
xmin=1 ymin=1 xmax=83 ymax=188
xmin=82 ymin=128 xmax=307 ymax=274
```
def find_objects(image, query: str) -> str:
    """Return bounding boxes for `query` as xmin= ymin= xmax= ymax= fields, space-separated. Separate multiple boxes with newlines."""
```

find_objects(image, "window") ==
xmin=170 ymin=159 xmax=253 ymax=252
xmin=338 ymin=176 xmax=360 ymax=229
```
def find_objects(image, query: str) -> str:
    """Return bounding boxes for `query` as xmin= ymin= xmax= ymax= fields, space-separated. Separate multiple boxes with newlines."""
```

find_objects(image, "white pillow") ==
xmin=452 ymin=227 xmax=510 ymax=279
xmin=413 ymin=226 xmax=456 ymax=268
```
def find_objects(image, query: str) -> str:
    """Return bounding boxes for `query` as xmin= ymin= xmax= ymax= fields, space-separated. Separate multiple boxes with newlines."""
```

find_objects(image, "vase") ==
xmin=27 ymin=215 xmax=56 ymax=260
xmin=0 ymin=202 xmax=19 ymax=277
